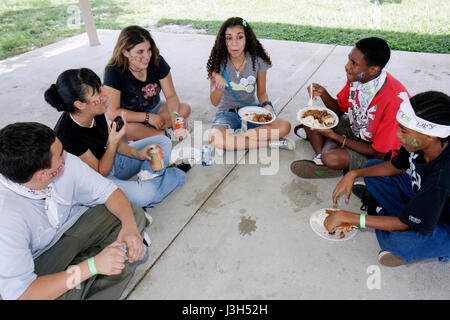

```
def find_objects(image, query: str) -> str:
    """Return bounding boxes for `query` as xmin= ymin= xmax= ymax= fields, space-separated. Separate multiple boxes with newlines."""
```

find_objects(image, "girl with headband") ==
xmin=326 ymin=91 xmax=450 ymax=267
xmin=206 ymin=17 xmax=294 ymax=151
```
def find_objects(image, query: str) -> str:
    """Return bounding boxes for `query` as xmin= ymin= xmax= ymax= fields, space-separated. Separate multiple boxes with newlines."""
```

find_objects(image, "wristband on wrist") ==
xmin=170 ymin=111 xmax=180 ymax=116
xmin=87 ymin=257 xmax=98 ymax=276
xmin=261 ymin=101 xmax=275 ymax=114
xmin=341 ymin=135 xmax=347 ymax=148
xmin=145 ymin=112 xmax=150 ymax=124
xmin=360 ymin=214 xmax=366 ymax=229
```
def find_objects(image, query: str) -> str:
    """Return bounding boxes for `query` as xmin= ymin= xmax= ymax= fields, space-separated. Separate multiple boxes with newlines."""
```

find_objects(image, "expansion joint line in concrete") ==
xmin=124 ymin=161 xmax=242 ymax=299
xmin=124 ymin=45 xmax=338 ymax=299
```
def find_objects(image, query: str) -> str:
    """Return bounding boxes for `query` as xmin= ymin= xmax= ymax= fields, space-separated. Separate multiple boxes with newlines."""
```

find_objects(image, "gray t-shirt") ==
xmin=217 ymin=52 xmax=270 ymax=112
xmin=0 ymin=153 xmax=118 ymax=300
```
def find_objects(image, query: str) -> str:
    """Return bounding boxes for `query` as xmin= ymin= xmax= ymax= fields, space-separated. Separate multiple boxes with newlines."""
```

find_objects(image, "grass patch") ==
xmin=159 ymin=18 xmax=449 ymax=53
xmin=1 ymin=0 xmax=449 ymax=60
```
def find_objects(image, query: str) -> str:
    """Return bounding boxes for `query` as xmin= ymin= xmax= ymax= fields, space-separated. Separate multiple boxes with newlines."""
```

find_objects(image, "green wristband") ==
xmin=170 ymin=111 xmax=180 ymax=116
xmin=87 ymin=257 xmax=98 ymax=276
xmin=360 ymin=214 xmax=366 ymax=229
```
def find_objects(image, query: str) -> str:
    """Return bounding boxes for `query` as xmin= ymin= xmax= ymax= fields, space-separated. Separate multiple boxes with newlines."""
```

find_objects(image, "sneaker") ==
xmin=143 ymin=209 xmax=153 ymax=226
xmin=312 ymin=154 xmax=323 ymax=166
xmin=290 ymin=160 xmax=342 ymax=179
xmin=378 ymin=250 xmax=410 ymax=267
xmin=167 ymin=159 xmax=192 ymax=173
xmin=293 ymin=124 xmax=307 ymax=140
xmin=269 ymin=137 xmax=296 ymax=150
xmin=165 ymin=128 xmax=179 ymax=141
xmin=352 ymin=184 xmax=381 ymax=215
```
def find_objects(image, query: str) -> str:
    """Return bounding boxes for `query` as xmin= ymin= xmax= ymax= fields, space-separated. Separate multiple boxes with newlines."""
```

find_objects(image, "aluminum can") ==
xmin=116 ymin=244 xmax=128 ymax=261
xmin=116 ymin=243 xmax=147 ymax=261
xmin=174 ymin=116 xmax=188 ymax=139
xmin=148 ymin=144 xmax=164 ymax=171
xmin=201 ymin=145 xmax=212 ymax=166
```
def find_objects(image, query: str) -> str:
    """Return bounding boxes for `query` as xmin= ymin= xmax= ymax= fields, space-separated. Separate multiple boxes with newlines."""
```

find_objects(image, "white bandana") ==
xmin=396 ymin=92 xmax=450 ymax=138
xmin=351 ymin=71 xmax=387 ymax=110
xmin=0 ymin=174 xmax=71 ymax=228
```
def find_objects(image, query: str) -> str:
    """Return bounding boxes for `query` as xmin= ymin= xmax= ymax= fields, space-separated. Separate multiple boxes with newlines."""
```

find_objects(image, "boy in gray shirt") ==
xmin=0 ymin=122 xmax=147 ymax=299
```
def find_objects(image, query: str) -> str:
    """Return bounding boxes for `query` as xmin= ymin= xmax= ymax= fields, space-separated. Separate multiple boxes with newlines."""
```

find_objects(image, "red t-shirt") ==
xmin=336 ymin=72 xmax=407 ymax=154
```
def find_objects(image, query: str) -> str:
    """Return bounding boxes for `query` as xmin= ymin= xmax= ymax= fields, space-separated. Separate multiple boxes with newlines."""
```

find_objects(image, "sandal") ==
xmin=293 ymin=124 xmax=307 ymax=140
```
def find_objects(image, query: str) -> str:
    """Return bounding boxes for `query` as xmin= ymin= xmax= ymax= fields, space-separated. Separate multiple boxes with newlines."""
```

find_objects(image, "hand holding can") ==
xmin=148 ymin=144 xmax=164 ymax=171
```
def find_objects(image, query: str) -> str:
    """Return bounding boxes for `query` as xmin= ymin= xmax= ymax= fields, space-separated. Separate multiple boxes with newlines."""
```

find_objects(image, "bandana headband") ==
xmin=396 ymin=92 xmax=450 ymax=138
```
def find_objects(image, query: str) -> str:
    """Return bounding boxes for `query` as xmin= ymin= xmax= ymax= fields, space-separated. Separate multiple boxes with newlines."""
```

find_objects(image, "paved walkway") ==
xmin=0 ymin=30 xmax=449 ymax=299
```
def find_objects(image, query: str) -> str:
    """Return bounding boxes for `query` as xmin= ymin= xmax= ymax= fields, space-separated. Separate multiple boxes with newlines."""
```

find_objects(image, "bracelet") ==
xmin=145 ymin=112 xmax=150 ymax=124
xmin=341 ymin=135 xmax=347 ymax=148
xmin=261 ymin=101 xmax=275 ymax=114
xmin=360 ymin=214 xmax=366 ymax=229
xmin=87 ymin=257 xmax=98 ymax=276
xmin=170 ymin=111 xmax=180 ymax=116
xmin=261 ymin=101 xmax=271 ymax=108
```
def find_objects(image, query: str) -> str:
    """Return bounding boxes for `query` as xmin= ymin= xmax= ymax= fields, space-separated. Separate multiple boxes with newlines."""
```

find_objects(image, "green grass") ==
xmin=1 ymin=0 xmax=449 ymax=60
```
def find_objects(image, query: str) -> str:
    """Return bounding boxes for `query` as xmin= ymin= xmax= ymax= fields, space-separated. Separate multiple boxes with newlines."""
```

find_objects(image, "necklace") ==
xmin=230 ymin=55 xmax=246 ymax=78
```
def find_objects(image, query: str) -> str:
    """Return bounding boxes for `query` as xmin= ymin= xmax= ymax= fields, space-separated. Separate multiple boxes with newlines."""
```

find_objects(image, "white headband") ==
xmin=396 ymin=92 xmax=450 ymax=138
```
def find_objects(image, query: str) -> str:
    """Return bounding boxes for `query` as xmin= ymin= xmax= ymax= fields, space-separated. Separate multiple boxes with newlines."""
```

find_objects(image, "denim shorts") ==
xmin=122 ymin=99 xmax=165 ymax=115
xmin=212 ymin=111 xmax=262 ymax=132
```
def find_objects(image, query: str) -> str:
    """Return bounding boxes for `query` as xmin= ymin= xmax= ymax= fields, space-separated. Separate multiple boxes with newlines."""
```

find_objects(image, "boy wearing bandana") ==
xmin=291 ymin=37 xmax=407 ymax=179
xmin=325 ymin=91 xmax=450 ymax=267
xmin=0 ymin=123 xmax=148 ymax=299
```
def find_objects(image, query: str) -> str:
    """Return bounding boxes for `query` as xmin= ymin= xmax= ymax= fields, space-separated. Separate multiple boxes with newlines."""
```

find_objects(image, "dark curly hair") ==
xmin=206 ymin=17 xmax=272 ymax=79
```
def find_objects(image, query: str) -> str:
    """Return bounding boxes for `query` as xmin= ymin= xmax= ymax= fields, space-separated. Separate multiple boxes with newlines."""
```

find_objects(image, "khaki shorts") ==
xmin=333 ymin=115 xmax=370 ymax=171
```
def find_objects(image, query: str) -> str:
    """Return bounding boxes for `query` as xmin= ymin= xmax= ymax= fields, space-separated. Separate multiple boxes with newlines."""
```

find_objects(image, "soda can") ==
xmin=116 ymin=244 xmax=128 ymax=261
xmin=241 ymin=119 xmax=248 ymax=132
xmin=201 ymin=145 xmax=212 ymax=166
xmin=173 ymin=117 xmax=188 ymax=139
xmin=148 ymin=144 xmax=164 ymax=171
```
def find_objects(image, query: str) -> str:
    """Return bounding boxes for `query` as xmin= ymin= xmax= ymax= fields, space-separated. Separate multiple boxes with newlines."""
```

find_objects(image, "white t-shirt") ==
xmin=0 ymin=153 xmax=118 ymax=300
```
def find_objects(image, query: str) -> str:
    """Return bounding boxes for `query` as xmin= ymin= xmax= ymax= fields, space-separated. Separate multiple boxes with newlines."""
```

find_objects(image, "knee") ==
xmin=363 ymin=158 xmax=384 ymax=169
xmin=321 ymin=152 xmax=343 ymax=169
xmin=279 ymin=119 xmax=291 ymax=137
xmin=181 ymin=103 xmax=191 ymax=118
xmin=209 ymin=128 xmax=226 ymax=150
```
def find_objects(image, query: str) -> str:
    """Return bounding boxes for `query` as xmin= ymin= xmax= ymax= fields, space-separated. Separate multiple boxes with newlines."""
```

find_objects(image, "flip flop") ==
xmin=290 ymin=160 xmax=342 ymax=179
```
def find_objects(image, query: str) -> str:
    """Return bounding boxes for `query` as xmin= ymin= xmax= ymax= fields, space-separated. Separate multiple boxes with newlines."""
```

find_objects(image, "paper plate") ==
xmin=238 ymin=106 xmax=276 ymax=125
xmin=297 ymin=107 xmax=339 ymax=129
xmin=309 ymin=208 xmax=358 ymax=242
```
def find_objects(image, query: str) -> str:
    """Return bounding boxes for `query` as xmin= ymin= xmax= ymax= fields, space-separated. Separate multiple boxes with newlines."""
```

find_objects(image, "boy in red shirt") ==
xmin=291 ymin=37 xmax=408 ymax=179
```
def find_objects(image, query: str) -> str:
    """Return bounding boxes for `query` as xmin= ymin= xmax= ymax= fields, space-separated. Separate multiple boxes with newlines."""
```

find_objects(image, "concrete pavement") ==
xmin=0 ymin=29 xmax=449 ymax=300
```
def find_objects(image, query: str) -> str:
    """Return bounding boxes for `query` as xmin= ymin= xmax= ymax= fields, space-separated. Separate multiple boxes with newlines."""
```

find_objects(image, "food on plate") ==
xmin=244 ymin=112 xmax=273 ymax=123
xmin=313 ymin=208 xmax=357 ymax=239
xmin=301 ymin=109 xmax=335 ymax=127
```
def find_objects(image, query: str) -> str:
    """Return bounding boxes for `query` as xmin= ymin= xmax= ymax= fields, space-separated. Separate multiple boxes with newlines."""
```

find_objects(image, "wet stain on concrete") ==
xmin=281 ymin=179 xmax=322 ymax=212
xmin=239 ymin=216 xmax=257 ymax=236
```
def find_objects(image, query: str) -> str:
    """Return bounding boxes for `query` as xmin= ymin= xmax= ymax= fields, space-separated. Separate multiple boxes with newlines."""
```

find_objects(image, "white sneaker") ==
xmin=312 ymin=154 xmax=324 ymax=165
xmin=144 ymin=210 xmax=153 ymax=226
xmin=269 ymin=137 xmax=296 ymax=150
xmin=165 ymin=128 xmax=179 ymax=141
